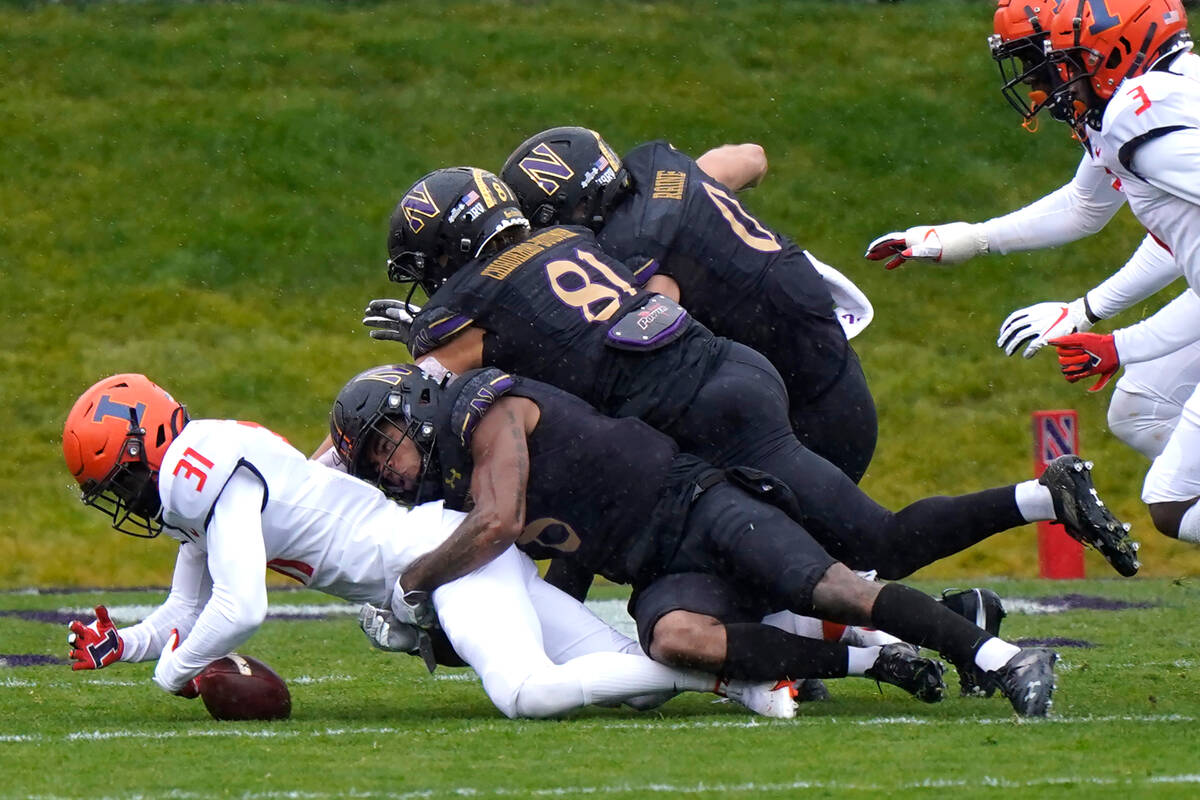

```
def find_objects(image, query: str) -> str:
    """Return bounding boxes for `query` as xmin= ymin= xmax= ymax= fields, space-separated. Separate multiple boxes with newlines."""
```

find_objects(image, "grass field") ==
xmin=5 ymin=2 xmax=1200 ymax=792
xmin=4 ymin=578 xmax=1200 ymax=799
xmin=4 ymin=0 xmax=1200 ymax=586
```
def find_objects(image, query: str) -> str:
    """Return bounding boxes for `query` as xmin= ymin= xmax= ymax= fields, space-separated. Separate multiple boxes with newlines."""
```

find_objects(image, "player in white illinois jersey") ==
xmin=61 ymin=374 xmax=797 ymax=719
xmin=1035 ymin=1 xmax=1200 ymax=547
xmin=865 ymin=0 xmax=1199 ymax=461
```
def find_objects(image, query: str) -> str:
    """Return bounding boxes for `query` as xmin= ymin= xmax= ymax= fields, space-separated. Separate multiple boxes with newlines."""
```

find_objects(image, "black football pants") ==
xmin=661 ymin=342 xmax=1026 ymax=580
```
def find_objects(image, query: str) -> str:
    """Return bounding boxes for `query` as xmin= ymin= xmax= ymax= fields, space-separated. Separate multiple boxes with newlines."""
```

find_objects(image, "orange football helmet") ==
xmin=990 ymin=1 xmax=1062 ymax=124
xmin=63 ymin=374 xmax=189 ymax=537
xmin=1047 ymin=0 xmax=1192 ymax=128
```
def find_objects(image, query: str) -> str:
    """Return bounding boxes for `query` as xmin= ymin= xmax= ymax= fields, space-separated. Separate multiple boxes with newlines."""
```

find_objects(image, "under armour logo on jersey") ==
xmin=93 ymin=395 xmax=146 ymax=426
xmin=401 ymin=182 xmax=441 ymax=234
xmin=518 ymin=143 xmax=575 ymax=196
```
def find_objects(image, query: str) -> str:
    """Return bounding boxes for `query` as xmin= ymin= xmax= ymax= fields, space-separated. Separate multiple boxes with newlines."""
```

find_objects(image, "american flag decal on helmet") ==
xmin=402 ymin=181 xmax=441 ymax=234
xmin=518 ymin=143 xmax=576 ymax=196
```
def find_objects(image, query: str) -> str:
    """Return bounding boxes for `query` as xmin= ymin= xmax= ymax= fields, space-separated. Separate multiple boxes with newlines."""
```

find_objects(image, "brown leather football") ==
xmin=196 ymin=654 xmax=291 ymax=721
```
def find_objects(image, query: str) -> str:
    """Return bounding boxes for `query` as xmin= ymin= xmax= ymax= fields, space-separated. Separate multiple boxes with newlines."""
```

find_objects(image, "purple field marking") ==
xmin=1013 ymin=637 xmax=1097 ymax=648
xmin=0 ymin=654 xmax=68 ymax=667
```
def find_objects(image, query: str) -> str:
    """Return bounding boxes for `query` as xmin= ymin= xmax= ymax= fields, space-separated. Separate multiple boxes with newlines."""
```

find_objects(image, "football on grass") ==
xmin=196 ymin=654 xmax=291 ymax=721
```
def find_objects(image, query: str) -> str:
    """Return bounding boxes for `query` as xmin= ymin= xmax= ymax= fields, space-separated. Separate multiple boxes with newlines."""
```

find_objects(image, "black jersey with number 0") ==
xmin=433 ymin=368 xmax=719 ymax=586
xmin=598 ymin=141 xmax=849 ymax=402
xmin=410 ymin=225 xmax=728 ymax=429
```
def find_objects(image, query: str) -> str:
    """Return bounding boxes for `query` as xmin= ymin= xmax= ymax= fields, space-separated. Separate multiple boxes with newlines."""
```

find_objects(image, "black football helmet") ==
xmin=386 ymin=167 xmax=530 ymax=297
xmin=330 ymin=364 xmax=445 ymax=505
xmin=500 ymin=127 xmax=630 ymax=231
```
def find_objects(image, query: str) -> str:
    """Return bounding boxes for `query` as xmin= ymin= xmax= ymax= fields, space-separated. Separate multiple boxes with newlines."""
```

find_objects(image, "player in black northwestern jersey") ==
xmin=367 ymin=166 xmax=1138 ymax=582
xmin=500 ymin=127 xmax=876 ymax=483
xmin=329 ymin=364 xmax=1063 ymax=716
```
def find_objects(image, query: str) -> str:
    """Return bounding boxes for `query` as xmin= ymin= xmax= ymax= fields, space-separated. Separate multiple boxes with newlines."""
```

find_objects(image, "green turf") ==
xmin=3 ymin=0 xmax=1198 ymax=586
xmin=4 ymin=579 xmax=1200 ymax=799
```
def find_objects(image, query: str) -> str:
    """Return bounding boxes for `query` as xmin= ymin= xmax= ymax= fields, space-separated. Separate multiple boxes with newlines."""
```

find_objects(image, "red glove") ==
xmin=163 ymin=629 xmax=200 ymax=699
xmin=1049 ymin=332 xmax=1120 ymax=392
xmin=67 ymin=605 xmax=124 ymax=670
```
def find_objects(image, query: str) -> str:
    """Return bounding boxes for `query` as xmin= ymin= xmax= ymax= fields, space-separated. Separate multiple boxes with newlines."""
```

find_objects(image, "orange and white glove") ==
xmin=998 ymin=298 xmax=1094 ymax=359
xmin=865 ymin=223 xmax=988 ymax=270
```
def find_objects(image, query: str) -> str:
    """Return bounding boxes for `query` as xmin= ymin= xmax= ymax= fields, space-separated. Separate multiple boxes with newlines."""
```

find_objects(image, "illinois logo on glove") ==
xmin=67 ymin=605 xmax=124 ymax=670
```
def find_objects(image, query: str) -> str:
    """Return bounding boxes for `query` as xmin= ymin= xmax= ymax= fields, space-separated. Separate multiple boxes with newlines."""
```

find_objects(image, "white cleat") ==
xmin=717 ymin=678 xmax=798 ymax=719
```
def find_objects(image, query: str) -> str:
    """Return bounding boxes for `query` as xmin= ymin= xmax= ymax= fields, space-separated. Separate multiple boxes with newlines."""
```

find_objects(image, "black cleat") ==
xmin=1039 ymin=455 xmax=1140 ymax=577
xmin=990 ymin=647 xmax=1057 ymax=717
xmin=865 ymin=643 xmax=946 ymax=703
xmin=939 ymin=588 xmax=1006 ymax=697
xmin=794 ymin=678 xmax=831 ymax=703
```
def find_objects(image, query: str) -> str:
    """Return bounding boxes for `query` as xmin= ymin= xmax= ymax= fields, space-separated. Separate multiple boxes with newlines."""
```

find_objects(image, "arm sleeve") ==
xmin=1114 ymin=288 xmax=1200 ymax=364
xmin=981 ymin=155 xmax=1126 ymax=254
xmin=1084 ymin=235 xmax=1183 ymax=319
xmin=152 ymin=469 xmax=269 ymax=692
xmin=117 ymin=544 xmax=212 ymax=663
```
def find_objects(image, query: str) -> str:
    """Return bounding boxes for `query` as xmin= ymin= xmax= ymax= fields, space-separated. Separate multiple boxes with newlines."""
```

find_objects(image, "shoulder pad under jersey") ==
xmin=158 ymin=420 xmax=267 ymax=539
xmin=1102 ymin=72 xmax=1200 ymax=176
xmin=410 ymin=305 xmax=476 ymax=358
xmin=623 ymin=141 xmax=685 ymax=182
xmin=446 ymin=368 xmax=517 ymax=447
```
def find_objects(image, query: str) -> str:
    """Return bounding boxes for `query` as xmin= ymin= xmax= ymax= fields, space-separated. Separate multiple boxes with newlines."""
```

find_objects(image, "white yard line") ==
xmin=1 ymin=712 xmax=1192 ymax=745
xmin=13 ymin=773 xmax=1200 ymax=800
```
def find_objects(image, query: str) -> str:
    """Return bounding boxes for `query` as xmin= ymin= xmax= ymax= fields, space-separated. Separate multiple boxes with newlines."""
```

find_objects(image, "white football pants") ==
xmin=432 ymin=547 xmax=716 ymax=718
xmin=1109 ymin=341 xmax=1200 ymax=459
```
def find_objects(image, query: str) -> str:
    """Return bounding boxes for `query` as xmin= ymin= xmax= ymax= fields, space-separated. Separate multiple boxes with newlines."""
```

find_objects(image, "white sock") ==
xmin=841 ymin=626 xmax=901 ymax=648
xmin=973 ymin=637 xmax=1022 ymax=673
xmin=1014 ymin=479 xmax=1056 ymax=522
xmin=1178 ymin=502 xmax=1200 ymax=544
xmin=846 ymin=645 xmax=882 ymax=677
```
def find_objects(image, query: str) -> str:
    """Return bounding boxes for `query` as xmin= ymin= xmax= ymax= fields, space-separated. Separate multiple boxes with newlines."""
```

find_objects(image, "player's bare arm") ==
xmin=400 ymin=395 xmax=536 ymax=593
xmin=424 ymin=326 xmax=486 ymax=376
xmin=644 ymin=274 xmax=680 ymax=301
xmin=695 ymin=143 xmax=767 ymax=190
xmin=310 ymin=434 xmax=334 ymax=460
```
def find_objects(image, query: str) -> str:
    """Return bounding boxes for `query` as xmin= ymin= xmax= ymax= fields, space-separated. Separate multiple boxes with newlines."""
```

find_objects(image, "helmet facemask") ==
xmin=991 ymin=30 xmax=1062 ymax=124
xmin=1046 ymin=43 xmax=1108 ymax=130
xmin=81 ymin=409 xmax=169 ymax=538
xmin=358 ymin=409 xmax=441 ymax=506
xmin=332 ymin=366 xmax=445 ymax=507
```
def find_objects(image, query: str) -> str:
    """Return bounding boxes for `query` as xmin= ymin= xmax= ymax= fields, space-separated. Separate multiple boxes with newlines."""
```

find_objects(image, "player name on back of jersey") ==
xmin=481 ymin=227 xmax=579 ymax=281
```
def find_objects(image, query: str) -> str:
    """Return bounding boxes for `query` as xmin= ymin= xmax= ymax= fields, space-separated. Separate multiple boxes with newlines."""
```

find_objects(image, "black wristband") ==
xmin=1083 ymin=295 xmax=1102 ymax=324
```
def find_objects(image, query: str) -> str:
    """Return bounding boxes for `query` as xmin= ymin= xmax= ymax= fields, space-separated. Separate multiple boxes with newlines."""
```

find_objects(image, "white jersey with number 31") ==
xmin=158 ymin=419 xmax=457 ymax=604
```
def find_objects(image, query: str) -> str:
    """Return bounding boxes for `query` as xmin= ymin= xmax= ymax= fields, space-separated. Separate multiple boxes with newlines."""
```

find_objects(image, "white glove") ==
xmin=358 ymin=603 xmax=422 ymax=652
xmin=390 ymin=579 xmax=437 ymax=629
xmin=998 ymin=298 xmax=1094 ymax=359
xmin=864 ymin=222 xmax=988 ymax=269
xmin=363 ymin=299 xmax=421 ymax=343
xmin=805 ymin=251 xmax=874 ymax=340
